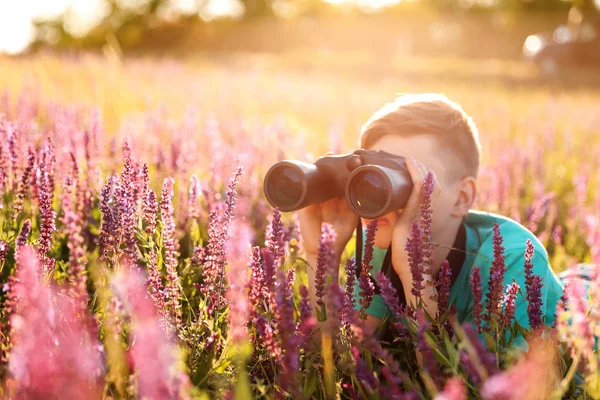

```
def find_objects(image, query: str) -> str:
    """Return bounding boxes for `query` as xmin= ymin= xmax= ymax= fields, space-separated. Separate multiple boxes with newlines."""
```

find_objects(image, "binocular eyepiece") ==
xmin=263 ymin=149 xmax=414 ymax=219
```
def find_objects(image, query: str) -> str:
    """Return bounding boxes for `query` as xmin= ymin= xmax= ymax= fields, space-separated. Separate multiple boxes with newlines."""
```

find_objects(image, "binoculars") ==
xmin=263 ymin=149 xmax=414 ymax=219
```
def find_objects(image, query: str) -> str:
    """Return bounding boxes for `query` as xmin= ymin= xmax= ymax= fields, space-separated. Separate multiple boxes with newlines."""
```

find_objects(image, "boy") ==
xmin=298 ymin=93 xmax=564 ymax=338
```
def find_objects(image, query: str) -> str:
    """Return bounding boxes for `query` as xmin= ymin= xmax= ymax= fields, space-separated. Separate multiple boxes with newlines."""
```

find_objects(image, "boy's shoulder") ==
xmin=465 ymin=209 xmax=549 ymax=259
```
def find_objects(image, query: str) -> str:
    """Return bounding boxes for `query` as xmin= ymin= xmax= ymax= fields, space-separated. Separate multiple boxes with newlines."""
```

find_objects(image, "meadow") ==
xmin=0 ymin=51 xmax=599 ymax=399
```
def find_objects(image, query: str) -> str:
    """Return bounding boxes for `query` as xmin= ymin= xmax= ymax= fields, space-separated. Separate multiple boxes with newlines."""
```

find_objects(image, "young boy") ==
xmin=298 ymin=93 xmax=564 ymax=339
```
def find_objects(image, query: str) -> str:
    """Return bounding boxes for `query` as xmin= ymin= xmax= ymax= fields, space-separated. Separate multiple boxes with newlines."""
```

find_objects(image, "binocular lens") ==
xmin=348 ymin=170 xmax=389 ymax=215
xmin=266 ymin=165 xmax=304 ymax=210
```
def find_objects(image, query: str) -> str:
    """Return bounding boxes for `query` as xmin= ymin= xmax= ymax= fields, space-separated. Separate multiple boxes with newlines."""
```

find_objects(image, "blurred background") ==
xmin=1 ymin=0 xmax=599 ymax=81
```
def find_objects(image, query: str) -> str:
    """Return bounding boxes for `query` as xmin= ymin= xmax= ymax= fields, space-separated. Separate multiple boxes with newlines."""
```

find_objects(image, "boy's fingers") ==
xmin=396 ymin=157 xmax=424 ymax=222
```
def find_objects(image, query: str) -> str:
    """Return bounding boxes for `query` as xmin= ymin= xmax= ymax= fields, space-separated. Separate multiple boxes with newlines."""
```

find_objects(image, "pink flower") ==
xmin=435 ymin=377 xmax=466 ymax=400
xmin=7 ymin=246 xmax=103 ymax=399
xmin=112 ymin=268 xmax=191 ymax=400
xmin=161 ymin=177 xmax=182 ymax=330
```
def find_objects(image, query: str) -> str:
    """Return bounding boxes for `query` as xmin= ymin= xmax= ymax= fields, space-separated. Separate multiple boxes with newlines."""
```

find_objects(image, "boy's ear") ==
xmin=452 ymin=176 xmax=477 ymax=217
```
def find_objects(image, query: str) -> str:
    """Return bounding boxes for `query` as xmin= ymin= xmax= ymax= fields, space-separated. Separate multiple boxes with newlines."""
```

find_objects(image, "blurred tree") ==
xmin=240 ymin=0 xmax=275 ymax=18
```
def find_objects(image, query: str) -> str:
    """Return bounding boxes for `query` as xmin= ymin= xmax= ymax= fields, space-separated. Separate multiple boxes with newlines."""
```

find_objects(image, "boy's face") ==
xmin=362 ymin=134 xmax=465 ymax=249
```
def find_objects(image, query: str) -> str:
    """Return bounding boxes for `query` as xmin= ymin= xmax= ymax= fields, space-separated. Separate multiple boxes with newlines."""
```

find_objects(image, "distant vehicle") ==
xmin=523 ymin=22 xmax=600 ymax=75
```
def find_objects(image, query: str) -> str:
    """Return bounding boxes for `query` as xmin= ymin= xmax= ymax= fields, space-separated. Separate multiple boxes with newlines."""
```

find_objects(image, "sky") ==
xmin=1 ymin=0 xmax=402 ymax=54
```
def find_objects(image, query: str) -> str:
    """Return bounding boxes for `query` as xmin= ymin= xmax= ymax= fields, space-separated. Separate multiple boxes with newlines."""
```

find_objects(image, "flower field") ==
xmin=0 ymin=53 xmax=599 ymax=399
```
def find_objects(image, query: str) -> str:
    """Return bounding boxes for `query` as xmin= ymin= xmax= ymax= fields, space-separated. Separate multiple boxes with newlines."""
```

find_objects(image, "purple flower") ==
xmin=316 ymin=222 xmax=336 ymax=309
xmin=248 ymin=247 xmax=268 ymax=313
xmin=8 ymin=246 xmax=103 ymax=399
xmin=470 ymin=266 xmax=483 ymax=330
xmin=146 ymin=244 xmax=169 ymax=332
xmin=485 ymin=224 xmax=506 ymax=323
xmin=460 ymin=322 xmax=498 ymax=383
xmin=226 ymin=221 xmax=252 ymax=347
xmin=436 ymin=260 xmax=452 ymax=315
xmin=15 ymin=220 xmax=31 ymax=260
xmin=523 ymin=239 xmax=534 ymax=287
xmin=61 ymin=170 xmax=87 ymax=313
xmin=161 ymin=177 xmax=182 ymax=330
xmin=266 ymin=208 xmax=285 ymax=274
xmin=406 ymin=222 xmax=424 ymax=298
xmin=274 ymin=268 xmax=300 ymax=396
xmin=352 ymin=346 xmax=378 ymax=392
xmin=420 ymin=171 xmax=435 ymax=275
xmin=37 ymin=150 xmax=56 ymax=274
xmin=112 ymin=268 xmax=191 ymax=400
xmin=375 ymin=271 xmax=405 ymax=320
xmin=187 ymin=174 xmax=201 ymax=222
xmin=144 ymin=189 xmax=159 ymax=236
xmin=98 ymin=175 xmax=119 ymax=261
xmin=297 ymin=285 xmax=316 ymax=344
xmin=526 ymin=274 xmax=544 ymax=330
xmin=12 ymin=146 xmax=35 ymax=218
xmin=358 ymin=219 xmax=378 ymax=317
xmin=253 ymin=313 xmax=280 ymax=360
xmin=416 ymin=309 xmax=442 ymax=388
xmin=528 ymin=193 xmax=554 ymax=234
xmin=343 ymin=258 xmax=357 ymax=326
xmin=502 ymin=282 xmax=519 ymax=328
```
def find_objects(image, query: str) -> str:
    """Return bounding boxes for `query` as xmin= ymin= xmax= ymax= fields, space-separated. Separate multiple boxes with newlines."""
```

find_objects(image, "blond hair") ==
xmin=359 ymin=93 xmax=481 ymax=181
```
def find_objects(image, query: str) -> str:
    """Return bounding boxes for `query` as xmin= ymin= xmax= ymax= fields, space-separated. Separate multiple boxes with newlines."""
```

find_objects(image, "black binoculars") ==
xmin=263 ymin=149 xmax=414 ymax=219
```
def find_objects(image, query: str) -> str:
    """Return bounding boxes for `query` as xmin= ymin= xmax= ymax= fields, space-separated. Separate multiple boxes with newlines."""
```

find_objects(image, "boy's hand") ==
xmin=297 ymin=196 xmax=359 ymax=258
xmin=391 ymin=156 xmax=442 ymax=284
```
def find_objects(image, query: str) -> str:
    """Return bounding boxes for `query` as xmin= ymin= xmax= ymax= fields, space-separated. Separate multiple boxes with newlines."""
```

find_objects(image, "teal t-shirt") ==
xmin=352 ymin=210 xmax=565 ymax=332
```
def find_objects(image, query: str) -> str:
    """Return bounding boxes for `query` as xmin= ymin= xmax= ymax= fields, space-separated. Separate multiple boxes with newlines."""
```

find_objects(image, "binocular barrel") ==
xmin=263 ymin=156 xmax=413 ymax=219
xmin=263 ymin=161 xmax=341 ymax=212
xmin=345 ymin=165 xmax=413 ymax=219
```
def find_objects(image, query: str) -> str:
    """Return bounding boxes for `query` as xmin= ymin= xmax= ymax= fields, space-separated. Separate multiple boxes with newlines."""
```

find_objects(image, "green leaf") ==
xmin=483 ymin=332 xmax=497 ymax=353
xmin=303 ymin=366 xmax=318 ymax=398
xmin=443 ymin=332 xmax=459 ymax=370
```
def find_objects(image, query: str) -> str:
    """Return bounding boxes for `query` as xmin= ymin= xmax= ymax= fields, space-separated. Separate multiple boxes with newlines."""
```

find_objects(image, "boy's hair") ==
xmin=359 ymin=93 xmax=481 ymax=181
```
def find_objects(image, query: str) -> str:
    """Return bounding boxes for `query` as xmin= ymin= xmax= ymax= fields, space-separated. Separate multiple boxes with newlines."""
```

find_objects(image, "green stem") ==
xmin=554 ymin=349 xmax=582 ymax=399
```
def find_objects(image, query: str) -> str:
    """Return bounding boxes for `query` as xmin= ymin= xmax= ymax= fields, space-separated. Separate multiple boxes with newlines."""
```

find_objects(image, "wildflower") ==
xmin=274 ymin=268 xmax=300 ymax=396
xmin=375 ymin=271 xmax=405 ymax=320
xmin=459 ymin=323 xmax=498 ymax=384
xmin=187 ymin=174 xmax=201 ymax=222
xmin=416 ymin=309 xmax=442 ymax=388
xmin=15 ymin=220 xmax=31 ymax=260
xmin=526 ymin=275 xmax=544 ymax=330
xmin=253 ymin=313 xmax=280 ymax=360
xmin=502 ymin=282 xmax=520 ymax=328
xmin=0 ymin=240 xmax=7 ymax=265
xmin=98 ymin=175 xmax=119 ymax=261
xmin=117 ymin=156 xmax=138 ymax=262
xmin=8 ymin=246 xmax=103 ymax=399
xmin=37 ymin=153 xmax=56 ymax=274
xmin=358 ymin=219 xmax=377 ymax=316
xmin=352 ymin=346 xmax=378 ymax=392
xmin=61 ymin=172 xmax=87 ymax=312
xmin=266 ymin=208 xmax=285 ymax=288
xmin=343 ymin=258 xmax=357 ymax=326
xmin=523 ymin=239 xmax=534 ymax=287
xmin=248 ymin=247 xmax=268 ymax=313
xmin=485 ymin=224 xmax=506 ymax=322
xmin=297 ymin=285 xmax=316 ymax=344
xmin=112 ymin=268 xmax=191 ymax=400
xmin=470 ymin=266 xmax=483 ymax=330
xmin=406 ymin=222 xmax=425 ymax=298
xmin=161 ymin=177 xmax=182 ymax=329
xmin=420 ymin=171 xmax=435 ymax=276
xmin=12 ymin=146 xmax=35 ymax=217
xmin=436 ymin=260 xmax=452 ymax=315
xmin=316 ymin=222 xmax=336 ymax=309
xmin=144 ymin=189 xmax=159 ymax=236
